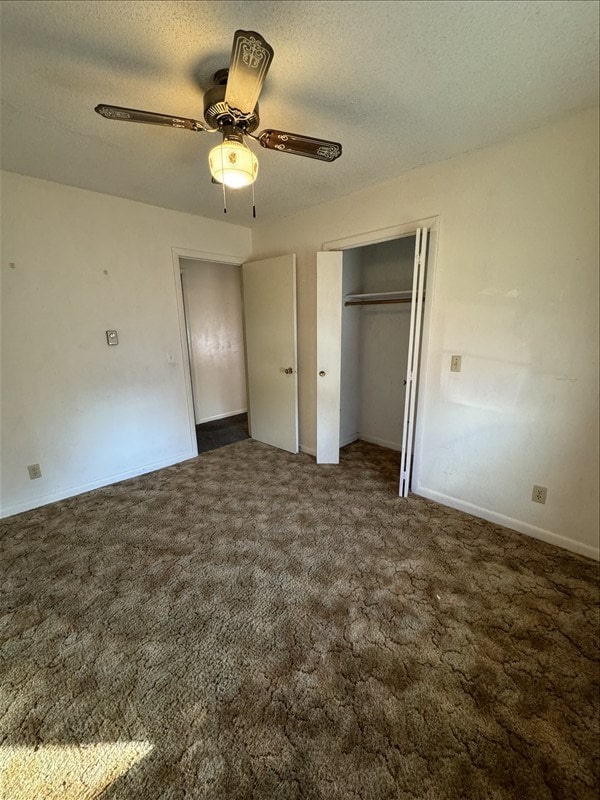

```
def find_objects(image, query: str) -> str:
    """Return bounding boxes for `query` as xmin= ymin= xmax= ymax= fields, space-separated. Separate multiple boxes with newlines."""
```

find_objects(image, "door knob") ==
xmin=319 ymin=370 xmax=326 ymax=377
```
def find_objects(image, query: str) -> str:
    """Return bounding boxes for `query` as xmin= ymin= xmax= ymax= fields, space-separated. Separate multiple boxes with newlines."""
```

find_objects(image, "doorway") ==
xmin=172 ymin=248 xmax=300 ymax=458
xmin=339 ymin=234 xmax=417 ymax=450
xmin=179 ymin=257 xmax=249 ymax=454
xmin=316 ymin=218 xmax=437 ymax=495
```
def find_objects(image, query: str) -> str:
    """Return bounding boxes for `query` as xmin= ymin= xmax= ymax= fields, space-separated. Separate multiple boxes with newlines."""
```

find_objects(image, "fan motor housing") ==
xmin=203 ymin=84 xmax=260 ymax=133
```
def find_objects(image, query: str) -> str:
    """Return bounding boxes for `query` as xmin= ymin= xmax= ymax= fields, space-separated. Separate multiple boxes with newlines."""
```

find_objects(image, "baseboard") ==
xmin=195 ymin=408 xmax=247 ymax=424
xmin=358 ymin=434 xmax=401 ymax=452
xmin=0 ymin=449 xmax=197 ymax=519
xmin=299 ymin=443 xmax=316 ymax=457
xmin=340 ymin=434 xmax=359 ymax=448
xmin=414 ymin=485 xmax=599 ymax=561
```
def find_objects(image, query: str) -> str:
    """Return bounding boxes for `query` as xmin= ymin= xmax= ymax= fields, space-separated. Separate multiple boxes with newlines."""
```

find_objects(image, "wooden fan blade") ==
xmin=224 ymin=30 xmax=274 ymax=121
xmin=95 ymin=105 xmax=206 ymax=132
xmin=257 ymin=130 xmax=342 ymax=161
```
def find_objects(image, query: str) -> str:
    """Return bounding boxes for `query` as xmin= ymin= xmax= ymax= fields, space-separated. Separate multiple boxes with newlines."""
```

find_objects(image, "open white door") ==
xmin=242 ymin=254 xmax=298 ymax=454
xmin=316 ymin=251 xmax=344 ymax=463
xmin=399 ymin=227 xmax=428 ymax=496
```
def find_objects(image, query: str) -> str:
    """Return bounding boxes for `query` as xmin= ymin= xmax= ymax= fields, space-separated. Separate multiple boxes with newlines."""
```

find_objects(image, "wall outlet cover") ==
xmin=532 ymin=485 xmax=547 ymax=504
xmin=27 ymin=463 xmax=42 ymax=480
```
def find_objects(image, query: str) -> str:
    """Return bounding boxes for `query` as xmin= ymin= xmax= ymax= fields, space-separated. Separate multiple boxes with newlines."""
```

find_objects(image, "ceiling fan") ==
xmin=95 ymin=29 xmax=342 ymax=215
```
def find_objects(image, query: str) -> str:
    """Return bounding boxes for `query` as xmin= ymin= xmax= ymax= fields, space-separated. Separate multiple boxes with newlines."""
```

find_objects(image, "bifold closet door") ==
xmin=316 ymin=251 xmax=344 ymax=463
xmin=399 ymin=227 xmax=428 ymax=497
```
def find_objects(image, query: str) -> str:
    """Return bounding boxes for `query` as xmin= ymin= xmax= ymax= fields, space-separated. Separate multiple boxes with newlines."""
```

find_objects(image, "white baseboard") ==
xmin=358 ymin=434 xmax=401 ymax=452
xmin=340 ymin=434 xmax=359 ymax=448
xmin=414 ymin=485 xmax=599 ymax=561
xmin=195 ymin=408 xmax=247 ymax=424
xmin=0 ymin=449 xmax=197 ymax=519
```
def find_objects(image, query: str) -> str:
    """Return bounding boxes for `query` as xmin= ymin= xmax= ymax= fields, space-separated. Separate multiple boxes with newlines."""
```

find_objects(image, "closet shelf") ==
xmin=344 ymin=290 xmax=421 ymax=307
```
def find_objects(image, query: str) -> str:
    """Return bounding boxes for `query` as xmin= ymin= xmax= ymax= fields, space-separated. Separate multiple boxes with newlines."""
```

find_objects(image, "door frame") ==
xmin=321 ymin=216 xmax=440 ymax=491
xmin=171 ymin=247 xmax=244 ymax=458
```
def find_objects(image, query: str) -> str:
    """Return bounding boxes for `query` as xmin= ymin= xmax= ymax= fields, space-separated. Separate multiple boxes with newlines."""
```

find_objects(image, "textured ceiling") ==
xmin=1 ymin=0 xmax=598 ymax=225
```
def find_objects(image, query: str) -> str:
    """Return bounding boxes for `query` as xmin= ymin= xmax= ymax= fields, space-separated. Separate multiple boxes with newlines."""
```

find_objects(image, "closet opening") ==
xmin=179 ymin=257 xmax=249 ymax=454
xmin=318 ymin=225 xmax=430 ymax=495
xmin=340 ymin=232 xmax=417 ymax=448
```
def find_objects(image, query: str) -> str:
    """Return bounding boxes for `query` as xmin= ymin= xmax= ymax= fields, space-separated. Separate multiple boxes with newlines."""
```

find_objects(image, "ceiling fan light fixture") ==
xmin=208 ymin=138 xmax=258 ymax=189
xmin=95 ymin=30 xmax=342 ymax=213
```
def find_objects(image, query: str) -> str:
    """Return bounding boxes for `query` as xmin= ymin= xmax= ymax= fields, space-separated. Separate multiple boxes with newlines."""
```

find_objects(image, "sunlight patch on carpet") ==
xmin=0 ymin=741 xmax=153 ymax=800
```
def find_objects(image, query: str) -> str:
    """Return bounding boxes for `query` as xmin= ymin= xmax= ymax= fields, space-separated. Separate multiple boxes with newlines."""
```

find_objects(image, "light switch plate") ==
xmin=106 ymin=330 xmax=118 ymax=346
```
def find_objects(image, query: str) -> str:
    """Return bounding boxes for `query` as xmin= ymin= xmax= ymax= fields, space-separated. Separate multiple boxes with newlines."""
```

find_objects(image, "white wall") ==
xmin=180 ymin=259 xmax=246 ymax=424
xmin=252 ymin=108 xmax=600 ymax=559
xmin=358 ymin=237 xmax=415 ymax=450
xmin=0 ymin=172 xmax=251 ymax=516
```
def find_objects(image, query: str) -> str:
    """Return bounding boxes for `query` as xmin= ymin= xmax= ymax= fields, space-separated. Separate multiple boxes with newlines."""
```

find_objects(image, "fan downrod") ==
xmin=213 ymin=69 xmax=229 ymax=86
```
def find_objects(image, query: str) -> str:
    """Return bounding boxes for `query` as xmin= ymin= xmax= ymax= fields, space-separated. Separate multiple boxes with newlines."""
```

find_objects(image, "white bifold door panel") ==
xmin=316 ymin=251 xmax=344 ymax=464
xmin=399 ymin=227 xmax=428 ymax=496
xmin=242 ymin=254 xmax=299 ymax=454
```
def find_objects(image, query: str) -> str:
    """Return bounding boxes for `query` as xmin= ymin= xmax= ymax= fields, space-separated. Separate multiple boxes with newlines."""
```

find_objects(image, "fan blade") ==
xmin=257 ymin=130 xmax=342 ymax=162
xmin=95 ymin=104 xmax=206 ymax=132
xmin=224 ymin=30 xmax=274 ymax=121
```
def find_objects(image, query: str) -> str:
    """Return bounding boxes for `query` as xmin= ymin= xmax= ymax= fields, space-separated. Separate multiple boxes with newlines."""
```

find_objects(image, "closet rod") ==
xmin=344 ymin=297 xmax=414 ymax=307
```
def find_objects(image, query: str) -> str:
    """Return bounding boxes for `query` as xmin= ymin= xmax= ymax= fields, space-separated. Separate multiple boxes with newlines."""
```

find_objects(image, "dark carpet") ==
xmin=195 ymin=412 xmax=249 ymax=453
xmin=0 ymin=440 xmax=598 ymax=799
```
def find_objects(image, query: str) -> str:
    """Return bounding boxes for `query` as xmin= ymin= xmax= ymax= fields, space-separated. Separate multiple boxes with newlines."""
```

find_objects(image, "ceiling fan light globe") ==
xmin=208 ymin=140 xmax=258 ymax=189
xmin=223 ymin=171 xmax=252 ymax=189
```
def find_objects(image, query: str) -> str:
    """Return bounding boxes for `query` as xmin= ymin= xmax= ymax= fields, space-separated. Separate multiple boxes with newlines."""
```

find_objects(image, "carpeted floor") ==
xmin=1 ymin=440 xmax=598 ymax=799
xmin=195 ymin=412 xmax=249 ymax=454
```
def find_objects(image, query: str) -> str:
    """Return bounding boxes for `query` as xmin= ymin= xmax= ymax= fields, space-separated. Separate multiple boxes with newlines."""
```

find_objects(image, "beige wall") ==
xmin=180 ymin=259 xmax=247 ymax=424
xmin=252 ymin=108 xmax=600 ymax=558
xmin=0 ymin=173 xmax=252 ymax=516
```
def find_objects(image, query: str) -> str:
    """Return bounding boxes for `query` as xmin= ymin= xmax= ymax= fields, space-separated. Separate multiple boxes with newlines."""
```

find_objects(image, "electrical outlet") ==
xmin=450 ymin=355 xmax=462 ymax=372
xmin=532 ymin=485 xmax=547 ymax=504
xmin=27 ymin=464 xmax=42 ymax=480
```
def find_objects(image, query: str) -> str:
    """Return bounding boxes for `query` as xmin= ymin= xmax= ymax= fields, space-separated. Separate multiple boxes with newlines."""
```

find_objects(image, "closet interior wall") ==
xmin=340 ymin=236 xmax=416 ymax=450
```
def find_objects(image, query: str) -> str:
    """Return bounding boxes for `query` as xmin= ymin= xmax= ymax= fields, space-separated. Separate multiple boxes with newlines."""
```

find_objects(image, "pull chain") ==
xmin=252 ymin=180 xmax=256 ymax=219
xmin=220 ymin=145 xmax=227 ymax=213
